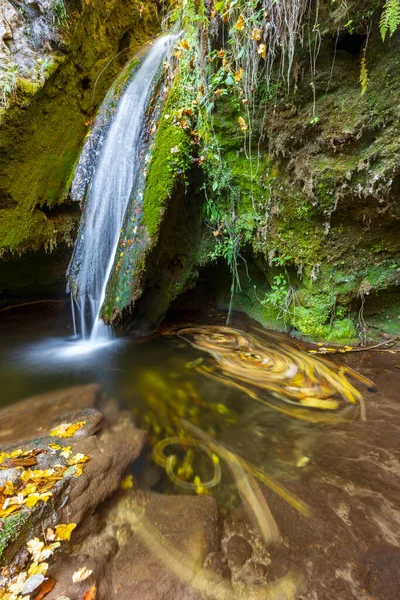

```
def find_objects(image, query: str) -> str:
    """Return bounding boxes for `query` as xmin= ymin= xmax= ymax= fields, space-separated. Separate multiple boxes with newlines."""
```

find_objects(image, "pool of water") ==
xmin=1 ymin=305 xmax=399 ymax=598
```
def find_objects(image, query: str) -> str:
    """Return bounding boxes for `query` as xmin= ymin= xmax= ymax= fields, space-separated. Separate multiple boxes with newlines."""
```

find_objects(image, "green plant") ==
xmin=0 ymin=65 xmax=18 ymax=108
xmin=262 ymin=275 xmax=289 ymax=308
xmin=51 ymin=0 xmax=68 ymax=28
xmin=380 ymin=0 xmax=400 ymax=40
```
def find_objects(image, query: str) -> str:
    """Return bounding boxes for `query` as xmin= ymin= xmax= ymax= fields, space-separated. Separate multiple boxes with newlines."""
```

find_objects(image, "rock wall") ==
xmin=114 ymin=0 xmax=399 ymax=342
xmin=0 ymin=0 xmax=159 ymax=293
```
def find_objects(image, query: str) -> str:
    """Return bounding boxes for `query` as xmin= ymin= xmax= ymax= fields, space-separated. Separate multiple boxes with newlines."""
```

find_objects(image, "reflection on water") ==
xmin=1 ymin=306 xmax=400 ymax=598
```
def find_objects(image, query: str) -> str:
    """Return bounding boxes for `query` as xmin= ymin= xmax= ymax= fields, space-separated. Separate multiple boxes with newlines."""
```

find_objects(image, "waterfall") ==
xmin=68 ymin=35 xmax=174 ymax=348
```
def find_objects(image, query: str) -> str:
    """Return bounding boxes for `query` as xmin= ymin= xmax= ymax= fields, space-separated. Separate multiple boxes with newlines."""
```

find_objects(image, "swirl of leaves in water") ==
xmin=178 ymin=326 xmax=373 ymax=421
xmin=152 ymin=436 xmax=221 ymax=491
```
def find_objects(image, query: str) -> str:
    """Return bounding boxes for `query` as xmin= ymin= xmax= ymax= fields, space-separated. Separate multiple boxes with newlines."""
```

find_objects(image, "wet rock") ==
xmin=0 ymin=384 xmax=146 ymax=565
xmin=47 ymin=490 xmax=221 ymax=600
xmin=225 ymin=535 xmax=253 ymax=567
xmin=234 ymin=561 xmax=268 ymax=587
xmin=203 ymin=552 xmax=231 ymax=580
xmin=361 ymin=544 xmax=400 ymax=600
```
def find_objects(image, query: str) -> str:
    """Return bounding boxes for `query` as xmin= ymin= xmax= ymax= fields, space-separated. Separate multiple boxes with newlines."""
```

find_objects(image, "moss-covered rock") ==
xmin=0 ymin=0 xmax=159 ymax=261
xmin=191 ymin=0 xmax=400 ymax=342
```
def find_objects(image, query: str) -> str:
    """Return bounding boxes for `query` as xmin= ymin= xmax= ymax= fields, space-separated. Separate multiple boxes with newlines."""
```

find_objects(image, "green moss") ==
xmin=0 ymin=511 xmax=29 ymax=559
xmin=142 ymin=84 xmax=189 ymax=238
xmin=0 ymin=0 xmax=159 ymax=255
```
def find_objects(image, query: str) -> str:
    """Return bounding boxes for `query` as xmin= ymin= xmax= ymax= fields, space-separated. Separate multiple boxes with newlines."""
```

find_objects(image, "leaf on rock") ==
xmin=2 ymin=456 xmax=38 ymax=467
xmin=25 ymin=492 xmax=52 ymax=508
xmin=67 ymin=453 xmax=89 ymax=466
xmin=82 ymin=583 xmax=97 ymax=600
xmin=72 ymin=567 xmax=93 ymax=583
xmin=21 ymin=573 xmax=45 ymax=595
xmin=120 ymin=475 xmax=134 ymax=490
xmin=50 ymin=421 xmax=86 ymax=439
xmin=28 ymin=562 xmax=49 ymax=576
xmin=3 ymin=480 xmax=15 ymax=495
xmin=55 ymin=523 xmax=76 ymax=541
xmin=32 ymin=576 xmax=56 ymax=600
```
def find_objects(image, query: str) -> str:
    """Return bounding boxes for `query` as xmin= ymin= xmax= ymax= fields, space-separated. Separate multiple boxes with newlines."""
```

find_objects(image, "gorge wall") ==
xmin=1 ymin=0 xmax=399 ymax=343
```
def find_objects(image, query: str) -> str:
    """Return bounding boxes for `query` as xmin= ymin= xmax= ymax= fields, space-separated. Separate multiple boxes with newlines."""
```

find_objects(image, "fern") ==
xmin=360 ymin=56 xmax=368 ymax=95
xmin=380 ymin=0 xmax=400 ymax=41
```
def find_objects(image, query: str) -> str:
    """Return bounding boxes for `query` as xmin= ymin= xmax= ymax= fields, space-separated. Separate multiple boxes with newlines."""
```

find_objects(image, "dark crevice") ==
xmin=81 ymin=76 xmax=90 ymax=91
xmin=36 ymin=203 xmax=80 ymax=217
xmin=334 ymin=32 xmax=367 ymax=56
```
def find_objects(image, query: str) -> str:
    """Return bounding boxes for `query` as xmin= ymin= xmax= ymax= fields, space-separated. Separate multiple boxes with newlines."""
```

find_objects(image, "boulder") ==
xmin=0 ymin=384 xmax=146 ymax=566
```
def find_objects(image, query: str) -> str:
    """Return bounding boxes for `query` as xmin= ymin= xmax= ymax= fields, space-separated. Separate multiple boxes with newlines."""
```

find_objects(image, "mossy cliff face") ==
xmin=247 ymin=4 xmax=400 ymax=341
xmin=113 ymin=0 xmax=398 ymax=341
xmin=174 ymin=0 xmax=398 ymax=343
xmin=101 ymin=76 xmax=206 ymax=332
xmin=0 ymin=0 xmax=158 ymax=292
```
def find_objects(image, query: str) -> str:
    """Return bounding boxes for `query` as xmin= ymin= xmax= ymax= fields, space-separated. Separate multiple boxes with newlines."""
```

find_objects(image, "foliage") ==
xmin=380 ymin=0 xmax=400 ymax=40
xmin=0 ymin=64 xmax=18 ymax=108
xmin=50 ymin=0 xmax=68 ymax=28
xmin=261 ymin=274 xmax=289 ymax=309
xmin=360 ymin=56 xmax=369 ymax=95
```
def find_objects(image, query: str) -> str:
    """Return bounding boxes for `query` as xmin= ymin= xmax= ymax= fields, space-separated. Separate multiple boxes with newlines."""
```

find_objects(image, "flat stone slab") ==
xmin=47 ymin=490 xmax=221 ymax=600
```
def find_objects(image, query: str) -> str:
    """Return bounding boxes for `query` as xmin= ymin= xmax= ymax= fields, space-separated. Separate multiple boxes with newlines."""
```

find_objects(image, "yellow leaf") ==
xmin=72 ymin=567 xmax=93 ymax=583
xmin=48 ymin=444 xmax=63 ymax=451
xmin=235 ymin=68 xmax=243 ymax=82
xmin=252 ymin=28 xmax=261 ymax=41
xmin=50 ymin=421 xmax=85 ymax=439
xmin=236 ymin=14 xmax=245 ymax=31
xmin=28 ymin=562 xmax=49 ymax=576
xmin=238 ymin=116 xmax=247 ymax=132
xmin=258 ymin=43 xmax=267 ymax=58
xmin=179 ymin=39 xmax=190 ymax=51
xmin=60 ymin=447 xmax=72 ymax=459
xmin=0 ymin=504 xmax=20 ymax=518
xmin=55 ymin=523 xmax=77 ymax=541
xmin=67 ymin=453 xmax=89 ymax=466
xmin=217 ymin=49 xmax=225 ymax=58
xmin=3 ymin=481 xmax=15 ymax=496
xmin=120 ymin=475 xmax=134 ymax=490
xmin=22 ymin=483 xmax=37 ymax=496
xmin=73 ymin=464 xmax=85 ymax=478
xmin=299 ymin=398 xmax=340 ymax=410
xmin=10 ymin=449 xmax=23 ymax=458
xmin=25 ymin=493 xmax=52 ymax=508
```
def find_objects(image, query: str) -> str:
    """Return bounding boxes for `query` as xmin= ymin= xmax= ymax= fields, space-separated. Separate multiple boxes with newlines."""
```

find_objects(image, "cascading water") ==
xmin=67 ymin=35 xmax=174 ymax=352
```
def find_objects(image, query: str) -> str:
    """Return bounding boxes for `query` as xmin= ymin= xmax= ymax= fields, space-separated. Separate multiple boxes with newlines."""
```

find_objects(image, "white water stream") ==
xmin=68 ymin=35 xmax=174 ymax=354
